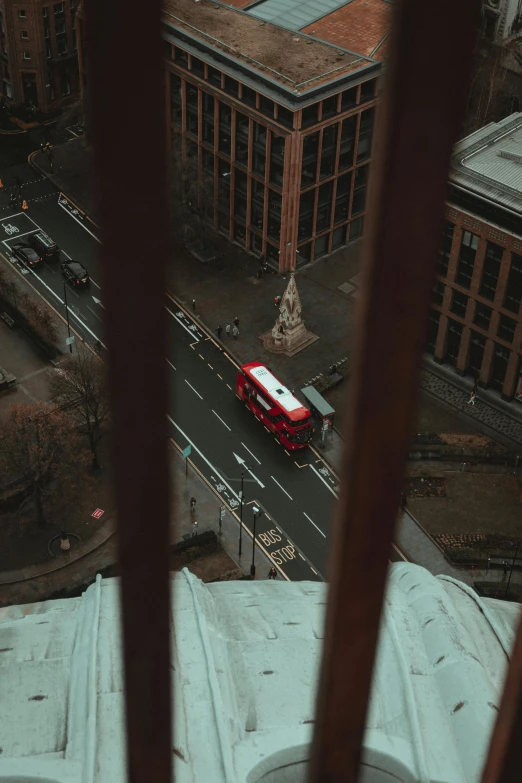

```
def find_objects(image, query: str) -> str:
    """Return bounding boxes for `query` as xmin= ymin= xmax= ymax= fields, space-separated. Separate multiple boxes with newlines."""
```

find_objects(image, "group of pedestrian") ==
xmin=216 ymin=317 xmax=240 ymax=341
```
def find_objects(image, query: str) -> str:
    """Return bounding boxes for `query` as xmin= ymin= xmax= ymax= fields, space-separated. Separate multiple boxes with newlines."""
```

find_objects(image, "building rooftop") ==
xmin=162 ymin=0 xmax=379 ymax=97
xmin=450 ymin=112 xmax=522 ymax=216
xmin=0 ymin=564 xmax=519 ymax=783
xmin=300 ymin=0 xmax=391 ymax=60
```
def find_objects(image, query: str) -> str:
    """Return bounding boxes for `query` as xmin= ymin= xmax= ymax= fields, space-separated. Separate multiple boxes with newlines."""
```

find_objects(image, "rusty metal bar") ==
xmin=309 ymin=1 xmax=481 ymax=781
xmin=482 ymin=627 xmax=522 ymax=783
xmin=84 ymin=0 xmax=172 ymax=781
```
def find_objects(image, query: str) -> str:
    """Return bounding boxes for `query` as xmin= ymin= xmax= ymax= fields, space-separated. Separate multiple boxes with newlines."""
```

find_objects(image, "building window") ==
xmin=468 ymin=330 xmax=486 ymax=374
xmin=316 ymin=181 xmax=333 ymax=233
xmin=23 ymin=51 xmax=31 ymax=59
xmin=185 ymin=84 xmax=198 ymax=136
xmin=432 ymin=281 xmax=445 ymax=307
xmin=360 ymin=78 xmax=376 ymax=103
xmin=57 ymin=40 xmax=67 ymax=55
xmin=234 ymin=169 xmax=247 ymax=222
xmin=341 ymin=87 xmax=357 ymax=111
xmin=201 ymin=91 xmax=214 ymax=145
xmin=202 ymin=149 xmax=214 ymax=173
xmin=190 ymin=56 xmax=205 ymax=78
xmin=70 ymin=0 xmax=75 ymax=8
xmin=503 ymin=252 xmax=522 ymax=314
xmin=491 ymin=343 xmax=510 ymax=390
xmin=339 ymin=116 xmax=356 ymax=171
xmin=260 ymin=95 xmax=274 ymax=118
xmin=497 ymin=314 xmax=516 ymax=343
xmin=267 ymin=189 xmax=281 ymax=242
xmin=170 ymin=73 xmax=181 ymax=125
xmin=218 ymin=103 xmax=231 ymax=157
xmin=251 ymin=179 xmax=264 ymax=232
xmin=479 ymin=241 xmax=503 ymax=300
xmin=241 ymin=85 xmax=256 ymax=108
xmin=439 ymin=221 xmax=455 ymax=278
xmin=445 ymin=318 xmax=463 ymax=365
xmin=331 ymin=225 xmax=345 ymax=250
xmin=54 ymin=2 xmax=64 ymax=13
xmin=174 ymin=48 xmax=188 ymax=68
xmin=224 ymin=76 xmax=238 ymax=97
xmin=298 ymin=188 xmax=315 ymax=242
xmin=314 ymin=233 xmax=329 ymax=258
xmin=46 ymin=41 xmax=51 ymax=58
xmin=426 ymin=309 xmax=441 ymax=353
xmin=21 ymin=31 xmax=29 ymax=40
xmin=55 ymin=20 xmax=66 ymax=34
xmin=455 ymin=229 xmax=478 ymax=288
xmin=322 ymin=95 xmax=338 ymax=120
xmin=349 ymin=217 xmax=363 ymax=241
xmin=474 ymin=301 xmax=492 ymax=330
xmin=351 ymin=165 xmax=367 ymax=216
xmin=269 ymin=133 xmax=284 ymax=188
xmin=297 ymin=242 xmax=312 ymax=263
xmin=357 ymin=108 xmax=374 ymax=163
xmin=43 ymin=6 xmax=48 ymax=16
xmin=301 ymin=132 xmax=319 ymax=187
xmin=320 ymin=124 xmax=338 ymax=180
xmin=235 ymin=111 xmax=249 ymax=167
xmin=206 ymin=65 xmax=221 ymax=88
xmin=276 ymin=104 xmax=293 ymax=129
xmin=253 ymin=122 xmax=266 ymax=177
xmin=19 ymin=9 xmax=27 ymax=18
xmin=218 ymin=159 xmax=231 ymax=213
xmin=334 ymin=172 xmax=352 ymax=225
xmin=450 ymin=289 xmax=468 ymax=318
xmin=301 ymin=103 xmax=319 ymax=129
xmin=60 ymin=65 xmax=70 ymax=95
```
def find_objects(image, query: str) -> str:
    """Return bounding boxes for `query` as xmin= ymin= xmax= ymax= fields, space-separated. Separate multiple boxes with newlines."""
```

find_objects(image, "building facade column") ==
xmin=278 ymin=130 xmax=301 ymax=273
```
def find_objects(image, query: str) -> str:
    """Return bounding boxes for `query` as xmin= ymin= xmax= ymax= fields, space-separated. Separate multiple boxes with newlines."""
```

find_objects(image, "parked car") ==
xmin=10 ymin=241 xmax=43 ymax=269
xmin=61 ymin=260 xmax=90 ymax=288
xmin=28 ymin=231 xmax=60 ymax=260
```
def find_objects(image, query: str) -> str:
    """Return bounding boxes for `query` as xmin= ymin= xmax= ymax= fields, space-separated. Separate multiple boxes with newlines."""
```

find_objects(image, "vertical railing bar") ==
xmin=308 ymin=1 xmax=481 ymax=781
xmin=84 ymin=0 xmax=172 ymax=781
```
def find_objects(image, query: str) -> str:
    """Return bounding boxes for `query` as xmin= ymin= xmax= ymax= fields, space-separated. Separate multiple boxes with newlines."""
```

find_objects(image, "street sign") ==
xmin=92 ymin=508 xmax=104 ymax=519
xmin=65 ymin=336 xmax=75 ymax=346
xmin=182 ymin=445 xmax=192 ymax=459
xmin=219 ymin=506 xmax=225 ymax=520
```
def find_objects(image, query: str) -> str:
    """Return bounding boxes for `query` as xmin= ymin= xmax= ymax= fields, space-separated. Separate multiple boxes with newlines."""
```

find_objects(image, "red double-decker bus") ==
xmin=236 ymin=361 xmax=313 ymax=450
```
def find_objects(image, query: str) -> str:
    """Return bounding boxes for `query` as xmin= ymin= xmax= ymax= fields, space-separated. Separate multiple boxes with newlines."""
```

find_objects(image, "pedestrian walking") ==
xmin=192 ymin=298 xmax=196 ymax=311
xmin=233 ymin=317 xmax=240 ymax=329
xmin=94 ymin=339 xmax=102 ymax=354
xmin=190 ymin=497 xmax=197 ymax=514
xmin=192 ymin=519 xmax=198 ymax=537
xmin=274 ymin=295 xmax=282 ymax=307
xmin=232 ymin=325 xmax=239 ymax=339
xmin=467 ymin=390 xmax=476 ymax=406
xmin=225 ymin=323 xmax=231 ymax=338
xmin=216 ymin=325 xmax=223 ymax=340
xmin=268 ymin=567 xmax=277 ymax=580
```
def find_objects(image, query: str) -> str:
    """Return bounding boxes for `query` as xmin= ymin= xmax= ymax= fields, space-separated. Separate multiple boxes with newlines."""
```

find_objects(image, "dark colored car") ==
xmin=10 ymin=241 xmax=43 ymax=269
xmin=28 ymin=231 xmax=60 ymax=260
xmin=61 ymin=260 xmax=90 ymax=287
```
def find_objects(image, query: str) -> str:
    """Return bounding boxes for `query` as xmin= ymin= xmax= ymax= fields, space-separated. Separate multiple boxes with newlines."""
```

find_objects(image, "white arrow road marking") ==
xmin=309 ymin=463 xmax=339 ymax=498
xmin=185 ymin=379 xmax=202 ymax=399
xmin=92 ymin=295 xmax=105 ymax=308
xmin=303 ymin=512 xmax=326 ymax=538
xmin=233 ymin=452 xmax=265 ymax=489
xmin=241 ymin=442 xmax=261 ymax=465
xmin=271 ymin=476 xmax=293 ymax=501
xmin=212 ymin=410 xmax=231 ymax=431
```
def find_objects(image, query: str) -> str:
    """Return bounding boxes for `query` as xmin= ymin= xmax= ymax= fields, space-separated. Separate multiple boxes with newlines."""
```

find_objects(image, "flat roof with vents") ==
xmin=247 ymin=0 xmax=353 ymax=31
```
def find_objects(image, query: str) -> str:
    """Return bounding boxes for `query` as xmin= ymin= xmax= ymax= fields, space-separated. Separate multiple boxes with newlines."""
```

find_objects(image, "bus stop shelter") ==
xmin=301 ymin=385 xmax=335 ymax=426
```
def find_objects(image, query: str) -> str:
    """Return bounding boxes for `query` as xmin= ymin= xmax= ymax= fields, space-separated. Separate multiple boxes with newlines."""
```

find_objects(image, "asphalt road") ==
xmin=0 ymin=173 xmax=338 ymax=581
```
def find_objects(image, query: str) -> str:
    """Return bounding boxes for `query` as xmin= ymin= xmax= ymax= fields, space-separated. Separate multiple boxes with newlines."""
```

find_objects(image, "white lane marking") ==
xmin=241 ymin=442 xmax=261 ymax=465
xmin=2 ymin=228 xmax=39 ymax=241
xmin=167 ymin=415 xmax=239 ymax=501
xmin=304 ymin=512 xmax=326 ymax=538
xmin=58 ymin=199 xmax=101 ymax=242
xmin=166 ymin=359 xmax=177 ymax=371
xmin=213 ymin=410 xmax=231 ymax=431
xmin=166 ymin=306 xmax=200 ymax=342
xmin=185 ymin=379 xmax=202 ymax=399
xmin=86 ymin=304 xmax=103 ymax=321
xmin=309 ymin=463 xmax=339 ymax=499
xmin=271 ymin=475 xmax=293 ymax=501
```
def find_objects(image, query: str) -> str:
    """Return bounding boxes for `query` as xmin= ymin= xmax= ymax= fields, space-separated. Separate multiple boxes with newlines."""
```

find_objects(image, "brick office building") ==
xmin=0 ymin=0 xmax=79 ymax=112
xmin=161 ymin=0 xmax=389 ymax=272
xmin=428 ymin=113 xmax=522 ymax=401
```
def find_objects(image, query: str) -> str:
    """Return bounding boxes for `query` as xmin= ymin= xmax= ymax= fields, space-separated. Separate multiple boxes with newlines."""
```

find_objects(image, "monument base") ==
xmin=260 ymin=329 xmax=319 ymax=357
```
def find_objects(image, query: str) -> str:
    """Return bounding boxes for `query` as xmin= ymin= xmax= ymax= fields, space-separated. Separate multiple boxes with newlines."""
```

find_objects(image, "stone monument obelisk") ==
xmin=261 ymin=273 xmax=319 ymax=356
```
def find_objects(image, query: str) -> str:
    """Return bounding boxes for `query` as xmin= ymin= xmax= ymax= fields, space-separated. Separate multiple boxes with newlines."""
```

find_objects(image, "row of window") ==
xmin=432 ymin=281 xmax=518 ymax=343
xmin=297 ymin=218 xmax=363 ymax=263
xmin=298 ymin=165 xmax=367 ymax=241
xmin=18 ymin=2 xmax=73 ymax=20
xmin=427 ymin=311 xmax=516 ymax=393
xmin=439 ymin=221 xmax=522 ymax=315
xmin=167 ymin=46 xmax=377 ymax=130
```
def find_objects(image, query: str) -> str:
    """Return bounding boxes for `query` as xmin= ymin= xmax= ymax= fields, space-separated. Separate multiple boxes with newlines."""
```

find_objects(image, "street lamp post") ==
xmin=239 ymin=471 xmax=244 ymax=556
xmin=504 ymin=540 xmax=519 ymax=600
xmin=250 ymin=505 xmax=262 ymax=579
xmin=63 ymin=281 xmax=73 ymax=353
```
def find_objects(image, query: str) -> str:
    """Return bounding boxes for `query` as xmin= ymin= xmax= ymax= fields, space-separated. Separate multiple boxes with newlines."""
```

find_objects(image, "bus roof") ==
xmin=242 ymin=362 xmax=309 ymax=419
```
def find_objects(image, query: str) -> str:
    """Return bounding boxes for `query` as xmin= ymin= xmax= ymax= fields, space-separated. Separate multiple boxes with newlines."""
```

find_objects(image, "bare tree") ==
xmin=48 ymin=349 xmax=109 ymax=469
xmin=0 ymin=403 xmax=91 ymax=526
xmin=169 ymin=135 xmax=215 ymax=246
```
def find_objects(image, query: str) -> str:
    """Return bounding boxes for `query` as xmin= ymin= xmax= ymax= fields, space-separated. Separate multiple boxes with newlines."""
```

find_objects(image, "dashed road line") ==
xmin=166 ymin=359 xmax=177 ymax=371
xmin=212 ymin=410 xmax=231 ymax=431
xmin=241 ymin=442 xmax=261 ymax=465
xmin=185 ymin=380 xmax=202 ymax=399
xmin=217 ymin=373 xmax=223 ymax=380
xmin=304 ymin=512 xmax=326 ymax=538
xmin=271 ymin=475 xmax=293 ymax=501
